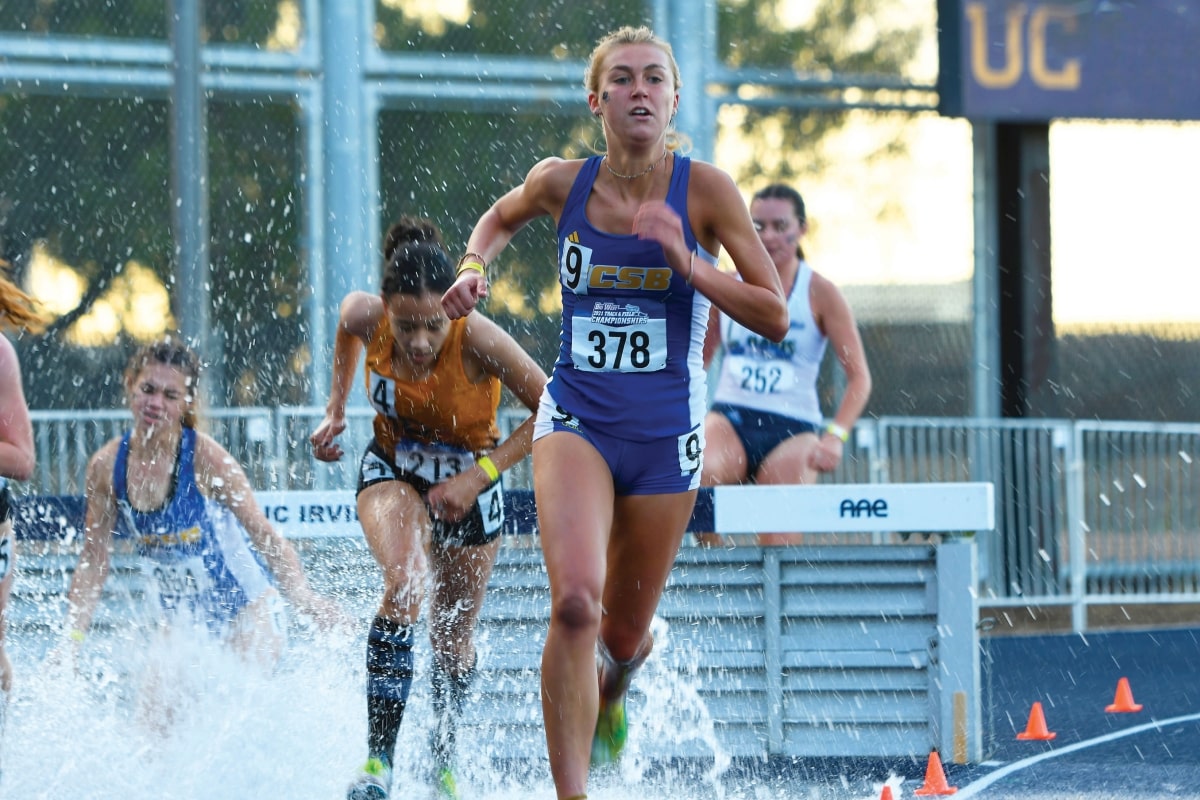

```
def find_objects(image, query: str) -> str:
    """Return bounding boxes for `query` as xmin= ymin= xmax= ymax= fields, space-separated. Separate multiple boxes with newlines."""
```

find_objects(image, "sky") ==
xmin=735 ymin=115 xmax=1200 ymax=327
xmin=745 ymin=0 xmax=1200 ymax=327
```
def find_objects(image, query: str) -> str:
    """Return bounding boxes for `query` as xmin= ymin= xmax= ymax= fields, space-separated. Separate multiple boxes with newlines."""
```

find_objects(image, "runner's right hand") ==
xmin=309 ymin=415 xmax=346 ymax=462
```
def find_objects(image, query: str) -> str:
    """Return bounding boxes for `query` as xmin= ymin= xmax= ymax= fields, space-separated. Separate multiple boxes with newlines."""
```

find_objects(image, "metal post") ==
xmin=299 ymin=80 xmax=328 ymax=408
xmin=937 ymin=536 xmax=981 ymax=762
xmin=763 ymin=548 xmax=784 ymax=753
xmin=971 ymin=122 xmax=1000 ymax=421
xmin=168 ymin=0 xmax=216 ymax=403
xmin=666 ymin=0 xmax=716 ymax=162
xmin=1066 ymin=424 xmax=1088 ymax=631
xmin=317 ymin=0 xmax=372 ymax=406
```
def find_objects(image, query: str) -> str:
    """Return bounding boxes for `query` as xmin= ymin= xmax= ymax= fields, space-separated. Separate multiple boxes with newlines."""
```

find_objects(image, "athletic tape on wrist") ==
xmin=476 ymin=455 xmax=500 ymax=482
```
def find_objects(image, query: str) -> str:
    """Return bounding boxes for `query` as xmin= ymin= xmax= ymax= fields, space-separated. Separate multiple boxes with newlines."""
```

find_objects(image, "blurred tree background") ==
xmin=0 ymin=0 xmax=923 ymax=411
xmin=5 ymin=1 xmax=1195 ymax=421
xmin=372 ymin=0 xmax=926 ymax=387
xmin=0 ymin=0 xmax=305 ymax=407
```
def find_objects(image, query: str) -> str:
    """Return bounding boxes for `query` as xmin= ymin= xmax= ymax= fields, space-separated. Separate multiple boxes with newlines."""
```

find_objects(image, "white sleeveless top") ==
xmin=712 ymin=261 xmax=826 ymax=424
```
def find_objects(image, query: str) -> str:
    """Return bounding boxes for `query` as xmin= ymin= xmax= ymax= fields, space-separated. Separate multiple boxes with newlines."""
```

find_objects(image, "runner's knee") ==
xmin=550 ymin=590 xmax=601 ymax=634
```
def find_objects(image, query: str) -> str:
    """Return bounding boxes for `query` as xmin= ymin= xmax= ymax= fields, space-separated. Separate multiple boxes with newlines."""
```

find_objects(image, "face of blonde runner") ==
xmin=593 ymin=42 xmax=678 ymax=156
xmin=126 ymin=362 xmax=193 ymax=441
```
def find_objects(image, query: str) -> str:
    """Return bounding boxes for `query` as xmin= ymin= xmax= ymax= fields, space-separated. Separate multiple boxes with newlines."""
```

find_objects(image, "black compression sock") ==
xmin=430 ymin=658 xmax=476 ymax=769
xmin=365 ymin=616 xmax=414 ymax=764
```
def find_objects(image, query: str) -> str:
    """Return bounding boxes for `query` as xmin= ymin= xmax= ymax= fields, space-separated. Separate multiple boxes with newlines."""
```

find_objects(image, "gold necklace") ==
xmin=604 ymin=150 xmax=668 ymax=180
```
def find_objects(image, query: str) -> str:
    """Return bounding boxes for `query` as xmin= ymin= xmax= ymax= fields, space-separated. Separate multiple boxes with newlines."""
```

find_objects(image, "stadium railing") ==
xmin=17 ymin=408 xmax=1200 ymax=631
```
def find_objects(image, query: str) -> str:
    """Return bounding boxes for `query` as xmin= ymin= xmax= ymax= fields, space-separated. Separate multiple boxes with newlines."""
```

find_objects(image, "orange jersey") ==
xmin=364 ymin=316 xmax=501 ymax=454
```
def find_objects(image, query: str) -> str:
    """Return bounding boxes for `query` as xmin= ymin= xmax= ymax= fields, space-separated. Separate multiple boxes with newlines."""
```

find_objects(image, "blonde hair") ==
xmin=0 ymin=262 xmax=47 ymax=334
xmin=124 ymin=335 xmax=203 ymax=429
xmin=584 ymin=26 xmax=690 ymax=154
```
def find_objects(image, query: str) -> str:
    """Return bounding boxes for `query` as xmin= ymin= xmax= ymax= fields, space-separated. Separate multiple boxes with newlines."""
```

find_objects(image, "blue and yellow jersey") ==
xmin=551 ymin=155 xmax=711 ymax=439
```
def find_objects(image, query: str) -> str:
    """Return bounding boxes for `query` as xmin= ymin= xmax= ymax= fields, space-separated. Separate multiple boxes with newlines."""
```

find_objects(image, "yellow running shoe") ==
xmin=434 ymin=765 xmax=459 ymax=799
xmin=347 ymin=756 xmax=391 ymax=800
xmin=590 ymin=692 xmax=628 ymax=766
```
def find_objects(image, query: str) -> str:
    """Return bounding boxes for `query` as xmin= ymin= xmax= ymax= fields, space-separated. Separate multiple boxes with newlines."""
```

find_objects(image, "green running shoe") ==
xmin=590 ymin=692 xmax=628 ymax=766
xmin=347 ymin=756 xmax=392 ymax=800
xmin=434 ymin=765 xmax=460 ymax=799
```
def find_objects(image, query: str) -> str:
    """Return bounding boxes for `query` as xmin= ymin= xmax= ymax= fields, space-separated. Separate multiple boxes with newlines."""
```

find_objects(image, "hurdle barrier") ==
xmin=10 ymin=482 xmax=992 ymax=763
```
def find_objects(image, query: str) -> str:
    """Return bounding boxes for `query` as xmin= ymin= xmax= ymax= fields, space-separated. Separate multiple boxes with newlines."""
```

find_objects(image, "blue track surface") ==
xmin=963 ymin=626 xmax=1200 ymax=798
xmin=700 ymin=627 xmax=1200 ymax=799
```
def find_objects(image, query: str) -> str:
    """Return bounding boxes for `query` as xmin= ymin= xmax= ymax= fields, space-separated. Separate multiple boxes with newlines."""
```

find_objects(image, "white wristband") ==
xmin=824 ymin=423 xmax=849 ymax=443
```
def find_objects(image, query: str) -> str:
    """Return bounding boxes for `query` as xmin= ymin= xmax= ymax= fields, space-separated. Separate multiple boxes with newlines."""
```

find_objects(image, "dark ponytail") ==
xmin=379 ymin=216 xmax=454 ymax=297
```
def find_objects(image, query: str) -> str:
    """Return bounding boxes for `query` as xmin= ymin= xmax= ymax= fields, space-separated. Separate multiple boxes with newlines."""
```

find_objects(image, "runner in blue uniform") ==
xmin=0 ymin=268 xmax=41 ymax=726
xmin=61 ymin=337 xmax=344 ymax=666
xmin=699 ymin=185 xmax=872 ymax=545
xmin=441 ymin=26 xmax=789 ymax=800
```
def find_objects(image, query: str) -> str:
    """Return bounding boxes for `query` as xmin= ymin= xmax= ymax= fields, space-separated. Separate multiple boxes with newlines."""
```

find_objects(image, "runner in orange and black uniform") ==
xmin=310 ymin=216 xmax=546 ymax=800
xmin=361 ymin=314 xmax=505 ymax=531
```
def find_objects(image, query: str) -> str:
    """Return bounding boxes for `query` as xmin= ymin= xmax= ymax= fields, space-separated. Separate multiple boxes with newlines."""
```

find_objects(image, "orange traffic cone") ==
xmin=1106 ymin=677 xmax=1143 ymax=713
xmin=879 ymin=786 xmax=895 ymax=800
xmin=913 ymin=750 xmax=958 ymax=795
xmin=1016 ymin=701 xmax=1056 ymax=740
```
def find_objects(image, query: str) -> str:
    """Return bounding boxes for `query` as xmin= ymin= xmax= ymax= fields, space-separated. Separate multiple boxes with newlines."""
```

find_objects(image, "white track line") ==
xmin=954 ymin=711 xmax=1200 ymax=797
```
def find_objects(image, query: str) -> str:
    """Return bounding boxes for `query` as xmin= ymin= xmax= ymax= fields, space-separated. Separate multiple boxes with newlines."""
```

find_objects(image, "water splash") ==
xmin=0 ymin=619 xmax=745 ymax=799
xmin=2 ymin=624 xmax=364 ymax=799
xmin=1 ymin=599 xmax=889 ymax=799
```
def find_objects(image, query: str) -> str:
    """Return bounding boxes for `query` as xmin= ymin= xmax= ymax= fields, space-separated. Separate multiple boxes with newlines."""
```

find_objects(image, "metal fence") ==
xmin=871 ymin=417 xmax=1200 ymax=630
xmin=26 ymin=406 xmax=528 ymax=496
xmin=19 ymin=408 xmax=1200 ymax=630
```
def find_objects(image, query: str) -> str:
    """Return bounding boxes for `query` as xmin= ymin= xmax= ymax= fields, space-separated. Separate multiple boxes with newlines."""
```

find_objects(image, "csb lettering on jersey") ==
xmin=561 ymin=238 xmax=671 ymax=374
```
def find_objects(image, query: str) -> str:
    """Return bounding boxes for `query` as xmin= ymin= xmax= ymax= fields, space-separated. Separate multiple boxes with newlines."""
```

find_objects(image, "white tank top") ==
xmin=712 ymin=261 xmax=826 ymax=424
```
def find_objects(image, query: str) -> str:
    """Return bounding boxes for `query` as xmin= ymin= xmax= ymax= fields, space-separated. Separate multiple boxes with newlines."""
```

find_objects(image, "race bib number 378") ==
xmin=560 ymin=239 xmax=672 ymax=373
xmin=571 ymin=301 xmax=667 ymax=373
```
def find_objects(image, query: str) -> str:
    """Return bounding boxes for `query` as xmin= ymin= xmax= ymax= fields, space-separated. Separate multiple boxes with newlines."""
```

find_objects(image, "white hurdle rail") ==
xmin=12 ymin=481 xmax=994 ymax=763
xmin=251 ymin=482 xmax=995 ymax=539
xmin=710 ymin=481 xmax=995 ymax=535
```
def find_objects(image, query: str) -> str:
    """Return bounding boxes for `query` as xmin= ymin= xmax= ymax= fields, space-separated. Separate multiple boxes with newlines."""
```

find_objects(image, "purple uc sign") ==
xmin=937 ymin=0 xmax=1200 ymax=121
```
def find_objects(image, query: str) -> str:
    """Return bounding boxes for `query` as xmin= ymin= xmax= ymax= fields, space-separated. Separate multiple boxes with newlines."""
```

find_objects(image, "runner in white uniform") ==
xmin=700 ymin=184 xmax=872 ymax=546
xmin=711 ymin=260 xmax=827 ymax=426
